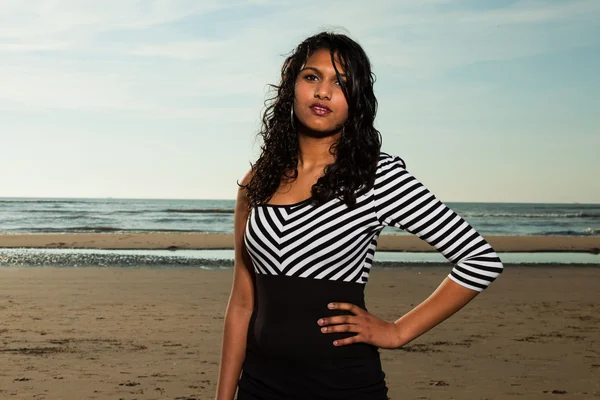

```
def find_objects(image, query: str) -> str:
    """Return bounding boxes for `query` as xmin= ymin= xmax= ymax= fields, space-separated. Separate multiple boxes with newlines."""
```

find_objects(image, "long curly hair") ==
xmin=242 ymin=31 xmax=382 ymax=209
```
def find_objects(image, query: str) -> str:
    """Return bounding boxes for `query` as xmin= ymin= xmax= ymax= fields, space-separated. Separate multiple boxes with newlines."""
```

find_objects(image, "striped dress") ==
xmin=237 ymin=152 xmax=503 ymax=400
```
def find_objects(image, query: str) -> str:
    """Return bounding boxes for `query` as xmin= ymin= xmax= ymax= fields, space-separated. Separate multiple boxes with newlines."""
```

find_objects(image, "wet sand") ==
xmin=0 ymin=266 xmax=598 ymax=399
xmin=1 ymin=233 xmax=600 ymax=253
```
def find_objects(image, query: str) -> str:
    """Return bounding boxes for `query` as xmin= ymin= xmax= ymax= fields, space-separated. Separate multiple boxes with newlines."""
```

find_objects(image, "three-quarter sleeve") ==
xmin=373 ymin=153 xmax=504 ymax=292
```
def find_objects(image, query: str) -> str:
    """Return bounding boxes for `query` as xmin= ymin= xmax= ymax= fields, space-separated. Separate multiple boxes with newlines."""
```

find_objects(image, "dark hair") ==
xmin=241 ymin=31 xmax=381 ymax=208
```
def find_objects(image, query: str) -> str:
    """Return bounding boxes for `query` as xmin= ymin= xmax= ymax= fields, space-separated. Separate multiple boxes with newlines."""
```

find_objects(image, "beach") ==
xmin=1 ymin=266 xmax=599 ymax=399
xmin=2 ymin=2 xmax=598 ymax=398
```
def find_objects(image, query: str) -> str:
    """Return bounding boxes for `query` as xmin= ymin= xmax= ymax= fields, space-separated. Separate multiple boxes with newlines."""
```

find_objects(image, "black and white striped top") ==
xmin=240 ymin=152 xmax=504 ymax=397
xmin=244 ymin=152 xmax=503 ymax=292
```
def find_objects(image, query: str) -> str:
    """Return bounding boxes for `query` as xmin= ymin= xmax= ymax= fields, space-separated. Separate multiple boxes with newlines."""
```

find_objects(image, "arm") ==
xmin=374 ymin=154 xmax=504 ymax=346
xmin=319 ymin=154 xmax=504 ymax=349
xmin=215 ymin=170 xmax=256 ymax=400
xmin=393 ymin=277 xmax=479 ymax=346
xmin=323 ymin=277 xmax=479 ymax=348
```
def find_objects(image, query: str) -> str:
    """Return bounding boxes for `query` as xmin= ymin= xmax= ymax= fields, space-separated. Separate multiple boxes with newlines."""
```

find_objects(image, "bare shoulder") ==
xmin=238 ymin=168 xmax=255 ymax=188
xmin=235 ymin=168 xmax=255 ymax=211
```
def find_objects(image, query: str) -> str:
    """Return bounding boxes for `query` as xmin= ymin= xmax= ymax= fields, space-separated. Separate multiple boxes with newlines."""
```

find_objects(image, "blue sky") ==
xmin=0 ymin=0 xmax=598 ymax=203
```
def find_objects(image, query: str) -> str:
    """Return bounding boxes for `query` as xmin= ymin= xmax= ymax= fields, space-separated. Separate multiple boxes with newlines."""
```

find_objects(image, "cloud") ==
xmin=0 ymin=0 xmax=597 ymax=115
xmin=0 ymin=41 xmax=69 ymax=52
xmin=0 ymin=0 xmax=233 ymax=39
xmin=128 ymin=40 xmax=229 ymax=60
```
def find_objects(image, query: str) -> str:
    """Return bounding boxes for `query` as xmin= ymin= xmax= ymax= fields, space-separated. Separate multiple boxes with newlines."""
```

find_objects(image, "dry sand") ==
xmin=1 ymin=233 xmax=600 ymax=253
xmin=0 ymin=266 xmax=599 ymax=399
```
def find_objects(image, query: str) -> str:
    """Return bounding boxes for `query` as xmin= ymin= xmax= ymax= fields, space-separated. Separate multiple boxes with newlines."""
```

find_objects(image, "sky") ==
xmin=0 ymin=0 xmax=598 ymax=203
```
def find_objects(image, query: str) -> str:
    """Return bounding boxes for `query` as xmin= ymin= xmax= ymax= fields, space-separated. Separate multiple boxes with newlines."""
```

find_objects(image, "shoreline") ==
xmin=1 ymin=248 xmax=599 ymax=268
xmin=1 ymin=233 xmax=600 ymax=253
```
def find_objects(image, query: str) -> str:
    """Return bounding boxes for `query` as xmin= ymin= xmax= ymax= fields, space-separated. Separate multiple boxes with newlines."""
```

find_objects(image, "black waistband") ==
xmin=247 ymin=274 xmax=380 ymax=362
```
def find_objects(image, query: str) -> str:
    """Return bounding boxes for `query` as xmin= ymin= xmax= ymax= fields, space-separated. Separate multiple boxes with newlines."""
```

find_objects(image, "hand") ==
xmin=317 ymin=302 xmax=403 ymax=349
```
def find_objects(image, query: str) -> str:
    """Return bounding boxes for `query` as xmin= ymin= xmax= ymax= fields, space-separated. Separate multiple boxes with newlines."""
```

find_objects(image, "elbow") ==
xmin=227 ymin=289 xmax=255 ymax=314
xmin=495 ymin=254 xmax=505 ymax=275
xmin=225 ymin=301 xmax=254 ymax=322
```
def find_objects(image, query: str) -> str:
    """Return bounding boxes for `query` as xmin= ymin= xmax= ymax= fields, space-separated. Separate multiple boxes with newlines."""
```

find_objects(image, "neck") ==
xmin=296 ymin=130 xmax=341 ymax=170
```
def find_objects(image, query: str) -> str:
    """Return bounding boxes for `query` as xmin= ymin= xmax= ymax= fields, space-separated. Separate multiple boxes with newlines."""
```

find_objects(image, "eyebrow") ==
xmin=300 ymin=66 xmax=347 ymax=78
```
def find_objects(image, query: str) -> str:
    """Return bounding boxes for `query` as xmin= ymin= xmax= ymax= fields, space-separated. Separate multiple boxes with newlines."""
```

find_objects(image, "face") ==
xmin=293 ymin=48 xmax=349 ymax=135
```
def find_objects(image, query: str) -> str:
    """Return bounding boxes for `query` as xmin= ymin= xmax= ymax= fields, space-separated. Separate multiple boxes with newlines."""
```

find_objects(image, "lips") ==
xmin=310 ymin=103 xmax=332 ymax=115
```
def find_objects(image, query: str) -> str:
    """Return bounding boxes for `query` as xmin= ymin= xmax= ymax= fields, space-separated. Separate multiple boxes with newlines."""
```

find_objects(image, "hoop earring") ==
xmin=290 ymin=106 xmax=295 ymax=130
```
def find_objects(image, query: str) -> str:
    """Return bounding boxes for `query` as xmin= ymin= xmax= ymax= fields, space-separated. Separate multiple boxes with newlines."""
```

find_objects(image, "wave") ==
xmin=2 ymin=226 xmax=125 ymax=233
xmin=0 ymin=200 xmax=81 ymax=204
xmin=464 ymin=212 xmax=600 ymax=219
xmin=22 ymin=213 xmax=110 ymax=221
xmin=25 ymin=209 xmax=83 ymax=214
xmin=164 ymin=208 xmax=234 ymax=214
xmin=7 ymin=209 xmax=235 ymax=216
xmin=65 ymin=226 xmax=124 ymax=233
xmin=153 ymin=218 xmax=199 ymax=223
xmin=3 ymin=227 xmax=224 ymax=234
xmin=112 ymin=210 xmax=157 ymax=215
xmin=532 ymin=228 xmax=600 ymax=236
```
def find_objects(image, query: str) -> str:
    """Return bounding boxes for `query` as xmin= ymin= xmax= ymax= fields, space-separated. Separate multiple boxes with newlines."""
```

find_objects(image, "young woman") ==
xmin=216 ymin=31 xmax=504 ymax=400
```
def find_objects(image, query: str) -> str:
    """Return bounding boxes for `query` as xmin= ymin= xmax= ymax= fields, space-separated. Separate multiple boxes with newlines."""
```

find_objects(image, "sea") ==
xmin=1 ymin=197 xmax=599 ymax=268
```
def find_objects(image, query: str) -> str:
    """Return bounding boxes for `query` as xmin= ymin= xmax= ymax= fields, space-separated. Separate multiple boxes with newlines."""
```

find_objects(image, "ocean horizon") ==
xmin=1 ymin=197 xmax=599 ymax=237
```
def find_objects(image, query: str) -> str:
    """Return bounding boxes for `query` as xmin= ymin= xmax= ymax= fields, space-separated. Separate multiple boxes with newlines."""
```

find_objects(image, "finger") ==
xmin=320 ymin=323 xmax=359 ymax=334
xmin=318 ymin=315 xmax=357 ymax=326
xmin=333 ymin=335 xmax=362 ymax=347
xmin=329 ymin=302 xmax=365 ymax=315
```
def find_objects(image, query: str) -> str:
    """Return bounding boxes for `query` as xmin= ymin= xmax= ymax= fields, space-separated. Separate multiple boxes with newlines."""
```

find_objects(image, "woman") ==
xmin=216 ymin=31 xmax=504 ymax=400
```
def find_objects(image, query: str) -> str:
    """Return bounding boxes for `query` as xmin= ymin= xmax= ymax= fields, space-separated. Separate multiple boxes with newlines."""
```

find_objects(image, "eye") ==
xmin=304 ymin=74 xmax=318 ymax=81
xmin=334 ymin=76 xmax=347 ymax=87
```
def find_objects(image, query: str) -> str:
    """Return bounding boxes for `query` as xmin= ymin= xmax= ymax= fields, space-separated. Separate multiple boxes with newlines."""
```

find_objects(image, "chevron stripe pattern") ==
xmin=244 ymin=152 xmax=504 ymax=291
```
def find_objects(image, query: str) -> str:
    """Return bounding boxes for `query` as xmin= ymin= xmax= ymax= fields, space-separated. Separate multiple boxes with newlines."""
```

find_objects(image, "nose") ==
xmin=314 ymin=81 xmax=332 ymax=100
